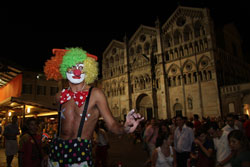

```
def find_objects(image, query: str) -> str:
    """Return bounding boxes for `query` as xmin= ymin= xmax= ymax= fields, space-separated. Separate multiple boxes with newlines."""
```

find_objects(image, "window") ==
xmin=229 ymin=103 xmax=235 ymax=113
xmin=22 ymin=84 xmax=32 ymax=94
xmin=184 ymin=26 xmax=192 ymax=42
xmin=139 ymin=34 xmax=146 ymax=42
xmin=50 ymin=87 xmax=58 ymax=96
xmin=136 ymin=45 xmax=142 ymax=54
xmin=165 ymin=53 xmax=170 ymax=61
xmin=174 ymin=30 xmax=181 ymax=45
xmin=37 ymin=85 xmax=46 ymax=95
xmin=164 ymin=34 xmax=172 ymax=48
xmin=144 ymin=42 xmax=150 ymax=55
xmin=194 ymin=21 xmax=201 ymax=38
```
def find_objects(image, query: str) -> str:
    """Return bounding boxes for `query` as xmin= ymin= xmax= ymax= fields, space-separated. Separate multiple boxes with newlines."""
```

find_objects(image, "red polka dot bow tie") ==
xmin=60 ymin=89 xmax=89 ymax=107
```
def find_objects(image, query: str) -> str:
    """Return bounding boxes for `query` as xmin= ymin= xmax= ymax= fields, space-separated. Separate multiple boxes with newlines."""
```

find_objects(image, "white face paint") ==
xmin=66 ymin=63 xmax=85 ymax=84
xmin=66 ymin=73 xmax=85 ymax=84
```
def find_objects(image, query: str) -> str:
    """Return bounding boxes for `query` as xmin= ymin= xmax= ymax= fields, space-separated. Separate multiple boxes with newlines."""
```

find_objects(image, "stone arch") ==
xmin=182 ymin=59 xmax=197 ymax=73
xmin=173 ymin=103 xmax=183 ymax=116
xmin=198 ymin=55 xmax=211 ymax=71
xmin=136 ymin=93 xmax=153 ymax=119
xmin=167 ymin=63 xmax=181 ymax=76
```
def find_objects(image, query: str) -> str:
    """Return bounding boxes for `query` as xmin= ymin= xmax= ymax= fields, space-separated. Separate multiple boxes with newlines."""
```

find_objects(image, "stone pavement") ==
xmin=106 ymin=133 xmax=148 ymax=167
xmin=0 ymin=148 xmax=18 ymax=167
xmin=0 ymin=133 xmax=148 ymax=167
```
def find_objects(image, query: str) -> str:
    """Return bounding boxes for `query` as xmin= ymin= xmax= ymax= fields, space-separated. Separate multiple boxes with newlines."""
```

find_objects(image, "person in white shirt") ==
xmin=207 ymin=122 xmax=232 ymax=167
xmin=174 ymin=115 xmax=194 ymax=167
xmin=222 ymin=113 xmax=239 ymax=133
xmin=151 ymin=132 xmax=175 ymax=167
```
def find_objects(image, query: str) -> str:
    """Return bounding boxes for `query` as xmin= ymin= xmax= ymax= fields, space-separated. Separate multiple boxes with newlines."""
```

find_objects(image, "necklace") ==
xmin=70 ymin=83 xmax=86 ymax=93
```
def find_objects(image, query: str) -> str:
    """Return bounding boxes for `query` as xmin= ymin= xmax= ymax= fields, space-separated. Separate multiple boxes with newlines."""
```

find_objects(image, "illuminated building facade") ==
xmin=101 ymin=6 xmax=250 ymax=120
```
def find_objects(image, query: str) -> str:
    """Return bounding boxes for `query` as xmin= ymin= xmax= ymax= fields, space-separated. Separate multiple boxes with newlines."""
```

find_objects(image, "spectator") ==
xmin=93 ymin=120 xmax=110 ymax=167
xmin=222 ymin=114 xmax=238 ymax=133
xmin=193 ymin=114 xmax=202 ymax=133
xmin=234 ymin=115 xmax=243 ymax=131
xmin=3 ymin=115 xmax=20 ymax=167
xmin=207 ymin=122 xmax=232 ymax=167
xmin=19 ymin=118 xmax=43 ymax=167
xmin=169 ymin=117 xmax=177 ymax=135
xmin=242 ymin=114 xmax=250 ymax=141
xmin=227 ymin=130 xmax=250 ymax=167
xmin=159 ymin=121 xmax=170 ymax=136
xmin=144 ymin=119 xmax=159 ymax=157
xmin=151 ymin=133 xmax=175 ymax=167
xmin=174 ymin=115 xmax=194 ymax=167
xmin=189 ymin=126 xmax=215 ymax=167
xmin=217 ymin=117 xmax=226 ymax=130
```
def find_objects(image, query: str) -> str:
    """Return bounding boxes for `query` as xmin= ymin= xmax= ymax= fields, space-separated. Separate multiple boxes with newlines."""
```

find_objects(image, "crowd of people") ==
xmin=136 ymin=113 xmax=250 ymax=167
xmin=0 ymin=113 xmax=250 ymax=167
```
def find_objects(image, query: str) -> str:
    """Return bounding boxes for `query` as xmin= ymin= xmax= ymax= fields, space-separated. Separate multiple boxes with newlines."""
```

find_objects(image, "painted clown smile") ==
xmin=66 ymin=64 xmax=85 ymax=84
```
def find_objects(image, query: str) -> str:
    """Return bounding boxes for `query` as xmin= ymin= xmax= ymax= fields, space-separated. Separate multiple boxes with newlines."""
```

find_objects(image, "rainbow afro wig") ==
xmin=44 ymin=47 xmax=98 ymax=84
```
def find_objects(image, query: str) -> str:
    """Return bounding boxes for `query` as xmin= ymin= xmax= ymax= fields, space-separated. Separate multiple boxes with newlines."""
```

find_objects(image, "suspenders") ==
xmin=77 ymin=87 xmax=93 ymax=137
xmin=57 ymin=86 xmax=93 ymax=138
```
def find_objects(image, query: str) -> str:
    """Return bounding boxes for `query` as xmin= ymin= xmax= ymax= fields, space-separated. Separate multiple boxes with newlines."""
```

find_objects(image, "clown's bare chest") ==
xmin=61 ymin=99 xmax=85 ymax=119
xmin=61 ymin=99 xmax=99 ymax=121
xmin=59 ymin=99 xmax=99 ymax=135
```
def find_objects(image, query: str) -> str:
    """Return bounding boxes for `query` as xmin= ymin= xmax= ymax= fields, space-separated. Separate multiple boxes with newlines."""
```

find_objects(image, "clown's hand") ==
xmin=124 ymin=109 xmax=144 ymax=133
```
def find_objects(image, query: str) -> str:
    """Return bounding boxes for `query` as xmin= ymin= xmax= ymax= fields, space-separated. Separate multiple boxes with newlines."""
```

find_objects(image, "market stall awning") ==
xmin=0 ymin=96 xmax=58 ymax=117
xmin=0 ymin=65 xmax=22 ymax=88
xmin=0 ymin=74 xmax=22 ymax=103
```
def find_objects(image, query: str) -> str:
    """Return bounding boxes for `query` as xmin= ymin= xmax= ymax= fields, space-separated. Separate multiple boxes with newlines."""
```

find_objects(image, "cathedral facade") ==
xmin=101 ymin=6 xmax=250 ymax=120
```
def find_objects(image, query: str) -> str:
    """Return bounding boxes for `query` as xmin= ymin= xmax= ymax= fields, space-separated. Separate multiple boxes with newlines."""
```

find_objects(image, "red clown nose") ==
xmin=73 ymin=69 xmax=81 ymax=76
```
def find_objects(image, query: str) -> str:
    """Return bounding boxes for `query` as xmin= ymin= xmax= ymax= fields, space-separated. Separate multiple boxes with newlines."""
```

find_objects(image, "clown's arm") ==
xmin=93 ymin=88 xmax=144 ymax=134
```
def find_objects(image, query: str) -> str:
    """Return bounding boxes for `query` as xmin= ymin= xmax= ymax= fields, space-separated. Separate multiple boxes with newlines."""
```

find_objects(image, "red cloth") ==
xmin=243 ymin=120 xmax=250 ymax=139
xmin=0 ymin=74 xmax=22 ymax=102
xmin=60 ymin=89 xmax=89 ymax=107
xmin=194 ymin=120 xmax=202 ymax=131
xmin=19 ymin=134 xmax=42 ymax=167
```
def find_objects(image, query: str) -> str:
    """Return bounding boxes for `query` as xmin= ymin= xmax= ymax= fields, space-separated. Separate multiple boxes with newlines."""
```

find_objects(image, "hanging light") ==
xmin=27 ymin=108 xmax=31 ymax=113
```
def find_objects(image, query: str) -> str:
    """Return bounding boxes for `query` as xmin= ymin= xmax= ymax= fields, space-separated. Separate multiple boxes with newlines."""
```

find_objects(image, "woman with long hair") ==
xmin=227 ymin=130 xmax=250 ymax=167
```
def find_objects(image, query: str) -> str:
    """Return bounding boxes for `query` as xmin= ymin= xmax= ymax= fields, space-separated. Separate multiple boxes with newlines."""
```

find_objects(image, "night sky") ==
xmin=5 ymin=1 xmax=250 ymax=74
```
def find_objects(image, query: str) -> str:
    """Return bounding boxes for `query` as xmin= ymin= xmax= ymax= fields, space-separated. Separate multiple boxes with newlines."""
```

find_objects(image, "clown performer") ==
xmin=44 ymin=47 xmax=144 ymax=167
